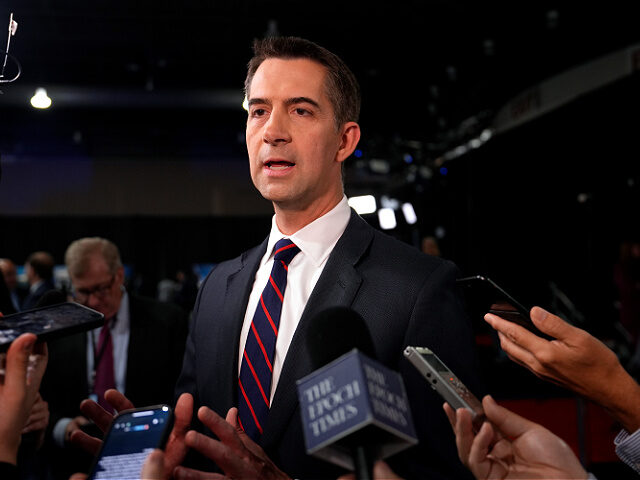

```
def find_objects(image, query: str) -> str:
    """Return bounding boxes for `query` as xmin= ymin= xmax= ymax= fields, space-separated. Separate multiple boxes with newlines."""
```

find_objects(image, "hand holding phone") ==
xmin=0 ymin=302 xmax=104 ymax=352
xmin=88 ymin=405 xmax=173 ymax=480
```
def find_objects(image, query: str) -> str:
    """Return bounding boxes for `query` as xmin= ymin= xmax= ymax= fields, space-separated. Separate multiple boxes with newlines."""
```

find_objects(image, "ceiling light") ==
xmin=30 ymin=87 xmax=51 ymax=109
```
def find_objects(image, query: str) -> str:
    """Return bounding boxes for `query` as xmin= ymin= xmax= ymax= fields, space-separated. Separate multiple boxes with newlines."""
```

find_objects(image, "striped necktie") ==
xmin=237 ymin=238 xmax=300 ymax=441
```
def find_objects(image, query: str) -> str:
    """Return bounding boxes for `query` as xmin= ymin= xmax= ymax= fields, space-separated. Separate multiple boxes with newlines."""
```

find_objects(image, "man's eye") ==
xmin=294 ymin=108 xmax=310 ymax=116
xmin=251 ymin=108 xmax=267 ymax=117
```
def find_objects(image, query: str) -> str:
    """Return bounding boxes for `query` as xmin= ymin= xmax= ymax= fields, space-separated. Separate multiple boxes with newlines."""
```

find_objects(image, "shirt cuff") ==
xmin=614 ymin=428 xmax=640 ymax=474
xmin=53 ymin=417 xmax=73 ymax=448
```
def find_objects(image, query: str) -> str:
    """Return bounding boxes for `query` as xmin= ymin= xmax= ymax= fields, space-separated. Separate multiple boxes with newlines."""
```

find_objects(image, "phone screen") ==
xmin=0 ymin=302 xmax=104 ymax=352
xmin=89 ymin=405 xmax=173 ymax=480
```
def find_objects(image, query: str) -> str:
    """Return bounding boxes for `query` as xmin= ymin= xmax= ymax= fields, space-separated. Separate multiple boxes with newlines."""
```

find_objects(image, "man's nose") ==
xmin=263 ymin=109 xmax=291 ymax=145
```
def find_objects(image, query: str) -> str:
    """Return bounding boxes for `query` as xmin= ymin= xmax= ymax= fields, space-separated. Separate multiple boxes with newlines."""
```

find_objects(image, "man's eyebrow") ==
xmin=247 ymin=96 xmax=321 ymax=109
xmin=247 ymin=98 xmax=270 ymax=107
xmin=285 ymin=97 xmax=320 ymax=108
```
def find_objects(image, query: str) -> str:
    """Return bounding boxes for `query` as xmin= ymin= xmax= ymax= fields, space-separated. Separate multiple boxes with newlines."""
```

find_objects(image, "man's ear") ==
xmin=336 ymin=122 xmax=361 ymax=164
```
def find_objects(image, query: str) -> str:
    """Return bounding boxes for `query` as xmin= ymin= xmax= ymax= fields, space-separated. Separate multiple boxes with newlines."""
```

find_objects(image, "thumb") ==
xmin=530 ymin=307 xmax=575 ymax=340
xmin=4 ymin=333 xmax=36 ymax=393
xmin=141 ymin=449 xmax=165 ymax=479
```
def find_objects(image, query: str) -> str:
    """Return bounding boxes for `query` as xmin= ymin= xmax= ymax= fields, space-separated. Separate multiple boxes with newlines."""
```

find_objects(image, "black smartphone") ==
xmin=0 ymin=302 xmax=104 ymax=352
xmin=404 ymin=346 xmax=485 ymax=432
xmin=456 ymin=275 xmax=550 ymax=339
xmin=88 ymin=404 xmax=173 ymax=480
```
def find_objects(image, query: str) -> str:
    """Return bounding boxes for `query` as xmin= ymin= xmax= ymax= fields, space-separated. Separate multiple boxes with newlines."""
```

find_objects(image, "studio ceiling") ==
xmin=1 ymin=1 xmax=639 ymax=162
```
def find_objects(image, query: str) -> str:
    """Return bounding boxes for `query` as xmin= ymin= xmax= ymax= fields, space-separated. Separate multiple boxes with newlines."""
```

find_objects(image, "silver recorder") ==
xmin=404 ymin=346 xmax=485 ymax=431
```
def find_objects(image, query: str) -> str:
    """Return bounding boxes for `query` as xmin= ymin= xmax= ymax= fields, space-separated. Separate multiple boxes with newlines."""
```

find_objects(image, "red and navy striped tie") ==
xmin=238 ymin=238 xmax=300 ymax=441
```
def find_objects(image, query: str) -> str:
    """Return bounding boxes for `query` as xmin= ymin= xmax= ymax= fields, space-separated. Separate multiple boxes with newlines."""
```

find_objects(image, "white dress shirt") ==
xmin=238 ymin=195 xmax=351 ymax=402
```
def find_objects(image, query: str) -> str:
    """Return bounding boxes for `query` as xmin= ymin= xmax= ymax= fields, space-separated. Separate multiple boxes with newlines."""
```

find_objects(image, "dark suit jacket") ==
xmin=22 ymin=278 xmax=56 ymax=311
xmin=40 ymin=293 xmax=189 ymax=478
xmin=176 ymin=210 xmax=483 ymax=480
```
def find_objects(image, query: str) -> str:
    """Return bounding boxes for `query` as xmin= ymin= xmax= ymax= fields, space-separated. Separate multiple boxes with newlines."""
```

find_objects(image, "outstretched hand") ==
xmin=174 ymin=406 xmax=291 ymax=480
xmin=486 ymin=306 xmax=640 ymax=431
xmin=444 ymin=396 xmax=587 ymax=480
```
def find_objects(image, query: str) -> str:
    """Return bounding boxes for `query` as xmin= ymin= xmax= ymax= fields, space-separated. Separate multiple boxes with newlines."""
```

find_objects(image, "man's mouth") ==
xmin=265 ymin=160 xmax=295 ymax=170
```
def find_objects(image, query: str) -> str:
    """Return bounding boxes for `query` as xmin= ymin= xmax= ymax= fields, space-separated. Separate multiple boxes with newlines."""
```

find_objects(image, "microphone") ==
xmin=35 ymin=288 xmax=67 ymax=307
xmin=297 ymin=307 xmax=417 ymax=480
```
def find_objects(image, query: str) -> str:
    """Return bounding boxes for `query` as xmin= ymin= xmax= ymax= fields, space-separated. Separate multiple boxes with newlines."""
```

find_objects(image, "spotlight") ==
xmin=30 ymin=87 xmax=52 ymax=109
xmin=401 ymin=203 xmax=417 ymax=225
xmin=348 ymin=195 xmax=376 ymax=215
xmin=378 ymin=208 xmax=397 ymax=230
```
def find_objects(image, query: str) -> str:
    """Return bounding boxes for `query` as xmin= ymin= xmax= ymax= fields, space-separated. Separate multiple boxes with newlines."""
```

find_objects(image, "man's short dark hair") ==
xmin=244 ymin=36 xmax=361 ymax=128
xmin=27 ymin=251 xmax=55 ymax=280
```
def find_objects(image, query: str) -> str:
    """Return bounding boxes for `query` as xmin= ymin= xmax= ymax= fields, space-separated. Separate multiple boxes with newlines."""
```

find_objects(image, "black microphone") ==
xmin=297 ymin=307 xmax=417 ymax=480
xmin=305 ymin=306 xmax=377 ymax=367
xmin=35 ymin=288 xmax=67 ymax=308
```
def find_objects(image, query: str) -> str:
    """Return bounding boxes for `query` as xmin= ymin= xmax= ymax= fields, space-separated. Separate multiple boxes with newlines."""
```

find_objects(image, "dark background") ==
xmin=1 ymin=3 xmax=640 ymax=476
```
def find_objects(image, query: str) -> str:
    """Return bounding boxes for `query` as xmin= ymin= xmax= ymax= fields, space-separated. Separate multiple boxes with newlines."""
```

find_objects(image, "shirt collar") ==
xmin=266 ymin=195 xmax=351 ymax=267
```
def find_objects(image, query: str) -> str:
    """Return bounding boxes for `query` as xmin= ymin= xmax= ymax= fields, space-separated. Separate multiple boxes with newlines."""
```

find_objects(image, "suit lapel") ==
xmin=214 ymin=238 xmax=269 ymax=413
xmin=262 ymin=210 xmax=374 ymax=448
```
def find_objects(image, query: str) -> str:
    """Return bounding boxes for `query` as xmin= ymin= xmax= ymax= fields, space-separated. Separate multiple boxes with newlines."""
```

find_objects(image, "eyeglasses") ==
xmin=72 ymin=276 xmax=115 ymax=303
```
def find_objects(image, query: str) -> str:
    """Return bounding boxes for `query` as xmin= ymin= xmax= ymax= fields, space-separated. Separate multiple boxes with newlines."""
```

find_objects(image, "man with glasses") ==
xmin=40 ymin=237 xmax=189 ymax=479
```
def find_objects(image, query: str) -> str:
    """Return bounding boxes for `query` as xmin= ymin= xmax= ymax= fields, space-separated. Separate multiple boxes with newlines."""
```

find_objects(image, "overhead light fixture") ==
xmin=30 ymin=87 xmax=52 ymax=109
xmin=348 ymin=195 xmax=377 ymax=215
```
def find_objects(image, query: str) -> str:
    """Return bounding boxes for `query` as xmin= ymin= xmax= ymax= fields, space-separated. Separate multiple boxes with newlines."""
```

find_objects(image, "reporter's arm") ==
xmin=0 ymin=333 xmax=48 ymax=465
xmin=486 ymin=306 xmax=640 ymax=432
xmin=444 ymin=395 xmax=588 ymax=479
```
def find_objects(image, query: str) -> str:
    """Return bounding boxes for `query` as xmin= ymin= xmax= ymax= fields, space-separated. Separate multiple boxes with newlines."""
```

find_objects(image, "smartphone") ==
xmin=88 ymin=404 xmax=173 ymax=480
xmin=404 ymin=346 xmax=485 ymax=432
xmin=456 ymin=275 xmax=550 ymax=339
xmin=0 ymin=302 xmax=104 ymax=352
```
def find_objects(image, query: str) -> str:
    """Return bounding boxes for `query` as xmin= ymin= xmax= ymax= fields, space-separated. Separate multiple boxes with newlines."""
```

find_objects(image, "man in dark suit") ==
xmin=72 ymin=37 xmax=482 ymax=480
xmin=21 ymin=251 xmax=56 ymax=311
xmin=40 ymin=237 xmax=189 ymax=479
xmin=168 ymin=37 xmax=483 ymax=480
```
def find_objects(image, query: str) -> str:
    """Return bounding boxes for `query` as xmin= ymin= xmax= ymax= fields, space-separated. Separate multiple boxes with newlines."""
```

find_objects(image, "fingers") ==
xmin=481 ymin=395 xmax=536 ymax=439
xmin=104 ymin=389 xmax=135 ymax=412
xmin=174 ymin=465 xmax=228 ymax=480
xmin=442 ymin=402 xmax=456 ymax=429
xmin=467 ymin=421 xmax=494 ymax=469
xmin=485 ymin=313 xmax=547 ymax=365
xmin=197 ymin=407 xmax=243 ymax=451
xmin=184 ymin=429 xmax=245 ymax=476
xmin=530 ymin=307 xmax=575 ymax=340
xmin=68 ymin=474 xmax=88 ymax=480
xmin=453 ymin=407 xmax=475 ymax=466
xmin=79 ymin=399 xmax=114 ymax=432
xmin=141 ymin=449 xmax=165 ymax=480
xmin=4 ymin=333 xmax=36 ymax=395
xmin=69 ymin=428 xmax=103 ymax=456
xmin=26 ymin=342 xmax=48 ymax=389
xmin=174 ymin=393 xmax=194 ymax=434
xmin=163 ymin=393 xmax=193 ymax=476
xmin=373 ymin=460 xmax=403 ymax=479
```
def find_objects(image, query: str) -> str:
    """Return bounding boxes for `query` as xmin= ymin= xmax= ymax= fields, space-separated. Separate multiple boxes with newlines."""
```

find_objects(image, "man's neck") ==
xmin=273 ymin=194 xmax=343 ymax=235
